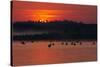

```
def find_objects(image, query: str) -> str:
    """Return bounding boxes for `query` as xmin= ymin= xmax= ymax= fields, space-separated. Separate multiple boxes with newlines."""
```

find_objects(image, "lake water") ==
xmin=12 ymin=40 xmax=97 ymax=66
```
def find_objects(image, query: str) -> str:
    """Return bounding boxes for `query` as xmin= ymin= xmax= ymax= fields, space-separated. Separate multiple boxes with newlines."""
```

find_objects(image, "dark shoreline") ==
xmin=12 ymin=21 xmax=97 ymax=41
xmin=12 ymin=36 xmax=97 ymax=41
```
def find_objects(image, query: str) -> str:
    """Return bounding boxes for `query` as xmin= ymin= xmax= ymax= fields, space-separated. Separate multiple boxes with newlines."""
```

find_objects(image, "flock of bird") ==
xmin=20 ymin=40 xmax=96 ymax=48
xmin=48 ymin=41 xmax=82 ymax=48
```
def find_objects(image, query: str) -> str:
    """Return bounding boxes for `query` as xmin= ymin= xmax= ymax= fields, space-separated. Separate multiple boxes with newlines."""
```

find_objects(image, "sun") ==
xmin=39 ymin=19 xmax=48 ymax=23
xmin=32 ymin=10 xmax=56 ymax=22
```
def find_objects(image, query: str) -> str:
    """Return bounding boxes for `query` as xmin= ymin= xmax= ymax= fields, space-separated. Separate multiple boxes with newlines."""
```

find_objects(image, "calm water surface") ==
xmin=12 ymin=40 xmax=97 ymax=66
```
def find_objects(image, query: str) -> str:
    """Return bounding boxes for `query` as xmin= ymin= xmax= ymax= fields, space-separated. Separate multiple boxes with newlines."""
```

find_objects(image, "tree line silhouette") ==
xmin=12 ymin=20 xmax=97 ymax=41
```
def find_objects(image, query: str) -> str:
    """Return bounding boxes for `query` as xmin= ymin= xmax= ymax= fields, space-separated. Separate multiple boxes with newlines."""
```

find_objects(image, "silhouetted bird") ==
xmin=79 ymin=42 xmax=82 ymax=45
xmin=21 ymin=41 xmax=25 ymax=45
xmin=31 ymin=41 xmax=34 ymax=43
xmin=92 ymin=41 xmax=95 ymax=45
xmin=71 ymin=42 xmax=74 ymax=45
xmin=73 ymin=43 xmax=76 ymax=46
xmin=48 ymin=44 xmax=51 ymax=48
xmin=65 ymin=42 xmax=68 ymax=45
xmin=76 ymin=40 xmax=79 ymax=43
xmin=61 ymin=42 xmax=64 ymax=45
xmin=52 ymin=43 xmax=55 ymax=46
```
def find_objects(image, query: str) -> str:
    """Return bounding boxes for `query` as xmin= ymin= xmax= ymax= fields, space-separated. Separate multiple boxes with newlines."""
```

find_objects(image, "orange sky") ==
xmin=12 ymin=1 xmax=97 ymax=24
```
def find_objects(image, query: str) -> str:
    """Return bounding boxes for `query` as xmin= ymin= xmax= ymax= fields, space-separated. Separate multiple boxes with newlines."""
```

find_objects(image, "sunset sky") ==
xmin=12 ymin=1 xmax=97 ymax=24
